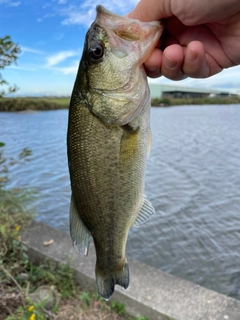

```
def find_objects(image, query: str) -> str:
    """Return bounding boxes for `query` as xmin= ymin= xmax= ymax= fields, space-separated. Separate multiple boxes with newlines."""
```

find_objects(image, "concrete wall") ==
xmin=22 ymin=221 xmax=240 ymax=320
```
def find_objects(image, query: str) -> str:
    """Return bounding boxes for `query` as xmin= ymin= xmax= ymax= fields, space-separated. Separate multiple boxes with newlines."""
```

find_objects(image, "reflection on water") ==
xmin=1 ymin=105 xmax=240 ymax=299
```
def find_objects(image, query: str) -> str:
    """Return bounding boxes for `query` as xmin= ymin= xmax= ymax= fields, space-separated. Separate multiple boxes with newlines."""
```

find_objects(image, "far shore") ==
xmin=0 ymin=96 xmax=240 ymax=112
xmin=0 ymin=97 xmax=70 ymax=112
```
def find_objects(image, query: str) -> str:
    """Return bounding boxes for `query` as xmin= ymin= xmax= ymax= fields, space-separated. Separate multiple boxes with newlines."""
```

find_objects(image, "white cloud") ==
xmin=61 ymin=9 xmax=94 ymax=26
xmin=148 ymin=65 xmax=240 ymax=94
xmin=60 ymin=0 xmax=139 ymax=26
xmin=8 ymin=1 xmax=20 ymax=6
xmin=52 ymin=0 xmax=67 ymax=4
xmin=54 ymin=60 xmax=79 ymax=75
xmin=33 ymin=0 xmax=138 ymax=26
xmin=183 ymin=66 xmax=240 ymax=93
xmin=8 ymin=65 xmax=36 ymax=72
xmin=21 ymin=46 xmax=44 ymax=55
xmin=46 ymin=51 xmax=77 ymax=67
xmin=0 ymin=0 xmax=20 ymax=6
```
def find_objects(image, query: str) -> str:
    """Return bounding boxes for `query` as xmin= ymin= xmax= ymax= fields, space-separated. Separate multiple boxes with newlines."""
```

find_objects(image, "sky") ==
xmin=1 ymin=0 xmax=240 ymax=97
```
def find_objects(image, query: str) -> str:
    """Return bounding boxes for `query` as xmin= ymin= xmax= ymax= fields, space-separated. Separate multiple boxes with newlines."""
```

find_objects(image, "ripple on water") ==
xmin=1 ymin=105 xmax=240 ymax=298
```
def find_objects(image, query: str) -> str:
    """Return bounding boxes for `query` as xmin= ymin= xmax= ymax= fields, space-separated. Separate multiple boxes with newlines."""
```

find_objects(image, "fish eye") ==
xmin=89 ymin=42 xmax=104 ymax=60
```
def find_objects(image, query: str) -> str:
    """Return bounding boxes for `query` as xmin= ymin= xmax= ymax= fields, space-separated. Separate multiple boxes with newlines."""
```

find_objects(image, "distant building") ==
xmin=149 ymin=83 xmax=233 ymax=99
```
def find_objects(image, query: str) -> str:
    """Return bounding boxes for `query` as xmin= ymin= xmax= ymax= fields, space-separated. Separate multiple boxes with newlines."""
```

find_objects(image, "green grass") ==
xmin=0 ymin=187 xmax=151 ymax=320
xmin=0 ymin=143 xmax=150 ymax=320
xmin=1 ymin=94 xmax=240 ymax=112
xmin=0 ymin=193 xmax=149 ymax=320
xmin=42 ymin=97 xmax=70 ymax=105
xmin=151 ymin=96 xmax=240 ymax=106
xmin=0 ymin=97 xmax=70 ymax=111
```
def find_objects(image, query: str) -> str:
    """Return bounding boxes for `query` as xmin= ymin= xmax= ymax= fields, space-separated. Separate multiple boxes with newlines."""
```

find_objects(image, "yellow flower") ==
xmin=29 ymin=313 xmax=35 ymax=320
xmin=28 ymin=305 xmax=34 ymax=312
xmin=15 ymin=225 xmax=21 ymax=232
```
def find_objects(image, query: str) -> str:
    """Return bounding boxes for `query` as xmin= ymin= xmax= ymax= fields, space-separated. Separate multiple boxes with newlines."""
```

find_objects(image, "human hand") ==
xmin=128 ymin=0 xmax=240 ymax=80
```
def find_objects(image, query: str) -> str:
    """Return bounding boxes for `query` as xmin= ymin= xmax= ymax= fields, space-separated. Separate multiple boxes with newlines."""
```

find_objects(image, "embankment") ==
xmin=23 ymin=221 xmax=240 ymax=320
xmin=1 ymin=96 xmax=240 ymax=111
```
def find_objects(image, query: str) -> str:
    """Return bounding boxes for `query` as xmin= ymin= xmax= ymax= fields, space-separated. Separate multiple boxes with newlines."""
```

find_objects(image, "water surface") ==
xmin=1 ymin=105 xmax=240 ymax=299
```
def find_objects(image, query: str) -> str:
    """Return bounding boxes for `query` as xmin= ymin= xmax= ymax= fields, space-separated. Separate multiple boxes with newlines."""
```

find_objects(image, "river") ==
xmin=1 ymin=104 xmax=240 ymax=299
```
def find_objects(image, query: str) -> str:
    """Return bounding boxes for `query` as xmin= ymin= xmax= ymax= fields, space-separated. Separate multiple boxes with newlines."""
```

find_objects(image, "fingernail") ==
xmin=187 ymin=48 xmax=198 ymax=62
xmin=147 ymin=65 xmax=158 ymax=72
xmin=164 ymin=55 xmax=177 ymax=69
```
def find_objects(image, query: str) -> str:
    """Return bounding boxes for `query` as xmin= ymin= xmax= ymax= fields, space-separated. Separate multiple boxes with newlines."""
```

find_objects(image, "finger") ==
xmin=182 ymin=41 xmax=210 ymax=78
xmin=160 ymin=29 xmax=179 ymax=50
xmin=127 ymin=0 xmax=172 ymax=21
xmin=161 ymin=44 xmax=187 ymax=80
xmin=144 ymin=48 xmax=163 ymax=78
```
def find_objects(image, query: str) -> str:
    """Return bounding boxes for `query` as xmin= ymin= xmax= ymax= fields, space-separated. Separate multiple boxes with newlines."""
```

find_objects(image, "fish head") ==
xmin=76 ymin=5 xmax=163 ymax=125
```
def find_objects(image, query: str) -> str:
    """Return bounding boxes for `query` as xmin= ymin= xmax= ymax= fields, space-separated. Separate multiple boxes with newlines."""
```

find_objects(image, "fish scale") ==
xmin=67 ymin=5 xmax=163 ymax=299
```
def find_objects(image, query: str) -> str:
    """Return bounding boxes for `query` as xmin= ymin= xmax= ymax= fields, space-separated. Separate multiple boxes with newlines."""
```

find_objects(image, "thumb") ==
xmin=127 ymin=0 xmax=172 ymax=22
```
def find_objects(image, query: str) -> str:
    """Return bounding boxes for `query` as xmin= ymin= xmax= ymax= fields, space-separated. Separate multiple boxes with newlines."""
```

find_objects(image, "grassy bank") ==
xmin=1 ymin=95 xmax=240 ymax=112
xmin=0 ymin=188 xmax=137 ymax=320
xmin=0 ymin=97 xmax=69 ymax=112
xmin=0 ymin=144 xmax=148 ymax=320
xmin=151 ymin=96 xmax=240 ymax=106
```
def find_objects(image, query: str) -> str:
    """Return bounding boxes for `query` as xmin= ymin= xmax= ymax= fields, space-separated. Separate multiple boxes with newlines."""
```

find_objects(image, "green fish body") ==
xmin=67 ymin=5 xmax=162 ymax=300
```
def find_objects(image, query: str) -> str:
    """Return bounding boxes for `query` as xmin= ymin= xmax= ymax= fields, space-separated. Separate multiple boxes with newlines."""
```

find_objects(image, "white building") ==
xmin=149 ymin=83 xmax=233 ymax=99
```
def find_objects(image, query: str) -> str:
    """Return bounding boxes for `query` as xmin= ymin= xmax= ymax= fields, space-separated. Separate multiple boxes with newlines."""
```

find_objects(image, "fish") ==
xmin=67 ymin=5 xmax=163 ymax=300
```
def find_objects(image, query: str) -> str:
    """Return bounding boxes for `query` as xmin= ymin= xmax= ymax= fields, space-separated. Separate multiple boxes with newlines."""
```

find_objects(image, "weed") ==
xmin=0 ymin=144 xmax=150 ymax=320
xmin=110 ymin=301 xmax=150 ymax=320
xmin=129 ymin=317 xmax=149 ymax=320
xmin=0 ymin=142 xmax=32 ymax=187
xmin=151 ymin=95 xmax=240 ymax=107
xmin=111 ymin=300 xmax=126 ymax=315
xmin=26 ymin=259 xmax=76 ymax=298
xmin=0 ymin=97 xmax=70 ymax=112
xmin=79 ymin=291 xmax=92 ymax=306
xmin=5 ymin=300 xmax=49 ymax=320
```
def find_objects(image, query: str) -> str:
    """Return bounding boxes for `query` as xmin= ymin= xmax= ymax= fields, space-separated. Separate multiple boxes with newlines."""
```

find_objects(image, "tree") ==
xmin=0 ymin=35 xmax=21 ymax=97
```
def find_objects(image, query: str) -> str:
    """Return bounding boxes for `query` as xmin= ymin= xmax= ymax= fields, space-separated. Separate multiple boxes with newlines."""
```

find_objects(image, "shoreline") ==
xmin=0 ymin=96 xmax=240 ymax=112
xmin=22 ymin=220 xmax=240 ymax=320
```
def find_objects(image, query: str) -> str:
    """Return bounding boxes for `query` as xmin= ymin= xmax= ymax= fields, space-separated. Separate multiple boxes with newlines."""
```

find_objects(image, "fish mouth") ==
xmin=95 ymin=5 xmax=162 ymax=63
xmin=84 ymin=6 xmax=163 ymax=126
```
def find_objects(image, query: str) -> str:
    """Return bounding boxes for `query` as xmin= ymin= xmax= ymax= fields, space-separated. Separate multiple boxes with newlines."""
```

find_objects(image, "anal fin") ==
xmin=70 ymin=195 xmax=91 ymax=256
xmin=133 ymin=196 xmax=155 ymax=228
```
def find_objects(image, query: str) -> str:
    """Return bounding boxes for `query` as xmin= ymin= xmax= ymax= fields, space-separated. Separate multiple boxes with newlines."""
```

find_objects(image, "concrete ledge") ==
xmin=22 ymin=221 xmax=240 ymax=320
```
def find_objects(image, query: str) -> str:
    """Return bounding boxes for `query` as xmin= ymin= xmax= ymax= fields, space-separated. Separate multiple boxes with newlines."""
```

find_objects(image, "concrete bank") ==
xmin=22 ymin=221 xmax=240 ymax=320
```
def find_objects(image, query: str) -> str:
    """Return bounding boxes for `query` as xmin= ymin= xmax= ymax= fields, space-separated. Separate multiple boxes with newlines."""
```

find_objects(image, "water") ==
xmin=1 ymin=105 xmax=240 ymax=299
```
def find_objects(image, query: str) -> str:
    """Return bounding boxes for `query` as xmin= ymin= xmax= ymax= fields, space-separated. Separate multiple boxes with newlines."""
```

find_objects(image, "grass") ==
xmin=0 ymin=144 xmax=149 ymax=320
xmin=0 ymin=188 xmax=150 ymax=320
xmin=0 ymin=95 xmax=240 ymax=112
xmin=151 ymin=95 xmax=240 ymax=106
xmin=0 ymin=97 xmax=70 ymax=112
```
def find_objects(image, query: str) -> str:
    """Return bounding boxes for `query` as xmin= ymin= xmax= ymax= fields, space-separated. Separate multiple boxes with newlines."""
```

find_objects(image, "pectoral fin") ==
xmin=70 ymin=195 xmax=91 ymax=256
xmin=133 ymin=196 xmax=155 ymax=228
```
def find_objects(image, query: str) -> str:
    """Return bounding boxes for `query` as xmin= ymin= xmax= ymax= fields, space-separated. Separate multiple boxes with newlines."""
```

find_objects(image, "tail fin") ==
xmin=95 ymin=261 xmax=129 ymax=300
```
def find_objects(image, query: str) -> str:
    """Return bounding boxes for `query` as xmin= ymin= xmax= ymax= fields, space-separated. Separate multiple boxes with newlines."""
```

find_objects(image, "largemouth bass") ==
xmin=67 ymin=5 xmax=162 ymax=300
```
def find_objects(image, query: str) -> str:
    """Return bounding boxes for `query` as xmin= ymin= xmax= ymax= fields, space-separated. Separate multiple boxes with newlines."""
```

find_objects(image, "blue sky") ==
xmin=1 ymin=0 xmax=240 ymax=97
